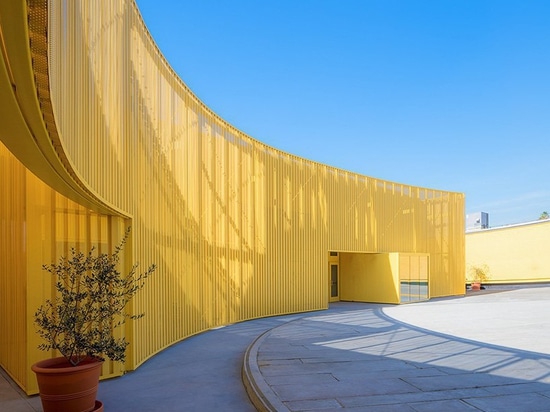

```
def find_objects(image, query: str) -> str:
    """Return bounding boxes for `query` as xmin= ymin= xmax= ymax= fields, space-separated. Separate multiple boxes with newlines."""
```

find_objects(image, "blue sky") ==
xmin=135 ymin=0 xmax=549 ymax=227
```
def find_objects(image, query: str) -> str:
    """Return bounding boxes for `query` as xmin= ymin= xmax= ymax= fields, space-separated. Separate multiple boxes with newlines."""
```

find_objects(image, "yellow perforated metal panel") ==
xmin=0 ymin=0 xmax=465 ymax=394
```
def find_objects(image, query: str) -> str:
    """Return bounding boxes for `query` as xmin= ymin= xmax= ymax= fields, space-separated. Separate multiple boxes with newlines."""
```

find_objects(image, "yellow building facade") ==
xmin=466 ymin=220 xmax=550 ymax=284
xmin=0 ymin=0 xmax=464 ymax=394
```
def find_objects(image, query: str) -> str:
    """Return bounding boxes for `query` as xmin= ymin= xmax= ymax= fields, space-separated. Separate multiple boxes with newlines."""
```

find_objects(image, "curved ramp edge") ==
xmin=242 ymin=327 xmax=290 ymax=412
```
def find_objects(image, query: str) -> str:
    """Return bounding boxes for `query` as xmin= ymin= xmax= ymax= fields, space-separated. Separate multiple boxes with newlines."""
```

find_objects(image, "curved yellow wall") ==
xmin=466 ymin=220 xmax=550 ymax=284
xmin=0 ymin=0 xmax=464 ymax=394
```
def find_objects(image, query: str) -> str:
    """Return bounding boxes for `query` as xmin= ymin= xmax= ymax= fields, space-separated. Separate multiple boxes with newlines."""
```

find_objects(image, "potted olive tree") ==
xmin=31 ymin=227 xmax=156 ymax=412
xmin=467 ymin=264 xmax=491 ymax=291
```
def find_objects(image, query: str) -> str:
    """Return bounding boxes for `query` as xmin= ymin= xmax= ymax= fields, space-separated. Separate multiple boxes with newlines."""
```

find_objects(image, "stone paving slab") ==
xmin=244 ymin=288 xmax=550 ymax=411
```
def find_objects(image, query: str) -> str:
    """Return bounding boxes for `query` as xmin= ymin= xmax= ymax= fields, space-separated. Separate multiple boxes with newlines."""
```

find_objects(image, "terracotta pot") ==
xmin=32 ymin=356 xmax=104 ymax=412
xmin=471 ymin=282 xmax=481 ymax=291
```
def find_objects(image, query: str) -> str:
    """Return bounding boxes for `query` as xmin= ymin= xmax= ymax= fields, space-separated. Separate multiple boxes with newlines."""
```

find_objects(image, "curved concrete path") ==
xmin=1 ymin=314 xmax=305 ymax=412
xmin=3 ymin=287 xmax=550 ymax=411
xmin=244 ymin=287 xmax=550 ymax=411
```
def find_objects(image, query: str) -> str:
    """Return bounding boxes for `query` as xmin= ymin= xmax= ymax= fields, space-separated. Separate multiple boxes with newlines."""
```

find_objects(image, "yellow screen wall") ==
xmin=466 ymin=220 xmax=550 ymax=284
xmin=0 ymin=0 xmax=464 ymax=393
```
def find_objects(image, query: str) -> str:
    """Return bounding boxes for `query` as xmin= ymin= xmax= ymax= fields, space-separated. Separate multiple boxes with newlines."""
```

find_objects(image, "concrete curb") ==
xmin=242 ymin=325 xmax=290 ymax=412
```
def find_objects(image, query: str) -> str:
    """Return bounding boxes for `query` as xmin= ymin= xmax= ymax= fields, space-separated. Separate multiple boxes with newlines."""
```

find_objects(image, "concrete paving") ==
xmin=2 ymin=286 xmax=550 ymax=411
xmin=244 ymin=287 xmax=550 ymax=411
xmin=0 ymin=314 xmax=303 ymax=412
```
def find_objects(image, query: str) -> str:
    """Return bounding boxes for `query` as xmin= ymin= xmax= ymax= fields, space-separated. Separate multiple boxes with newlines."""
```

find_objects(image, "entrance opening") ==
xmin=334 ymin=252 xmax=429 ymax=304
